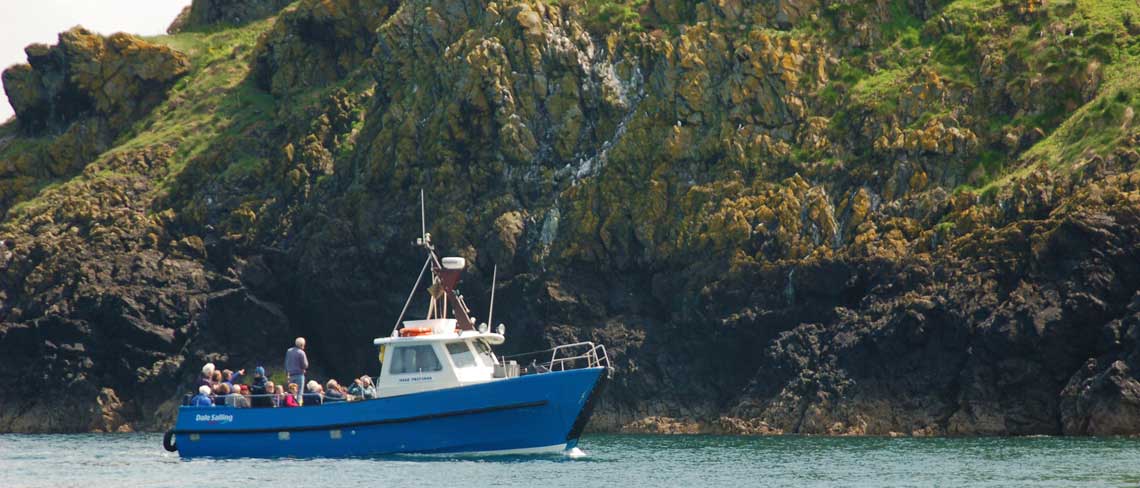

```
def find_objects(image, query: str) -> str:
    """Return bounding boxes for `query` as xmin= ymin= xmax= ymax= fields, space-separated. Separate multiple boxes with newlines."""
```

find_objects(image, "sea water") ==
xmin=2 ymin=433 xmax=1140 ymax=487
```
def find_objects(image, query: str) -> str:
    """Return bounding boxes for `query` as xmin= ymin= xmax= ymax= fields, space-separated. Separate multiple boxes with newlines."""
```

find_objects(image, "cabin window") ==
xmin=473 ymin=340 xmax=498 ymax=366
xmin=390 ymin=345 xmax=443 ymax=374
xmin=447 ymin=342 xmax=477 ymax=368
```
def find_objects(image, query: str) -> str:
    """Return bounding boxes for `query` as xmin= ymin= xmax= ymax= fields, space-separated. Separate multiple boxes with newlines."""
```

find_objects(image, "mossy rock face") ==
xmin=251 ymin=0 xmax=398 ymax=97
xmin=9 ymin=0 xmax=1140 ymax=435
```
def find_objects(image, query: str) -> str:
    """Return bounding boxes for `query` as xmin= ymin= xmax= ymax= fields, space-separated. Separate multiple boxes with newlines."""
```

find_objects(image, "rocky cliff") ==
xmin=3 ymin=0 xmax=1140 ymax=435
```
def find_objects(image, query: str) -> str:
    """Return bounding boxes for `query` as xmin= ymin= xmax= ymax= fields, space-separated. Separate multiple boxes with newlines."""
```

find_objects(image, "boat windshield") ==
xmin=473 ymin=340 xmax=498 ymax=366
xmin=390 ymin=345 xmax=442 ymax=374
xmin=446 ymin=342 xmax=477 ymax=368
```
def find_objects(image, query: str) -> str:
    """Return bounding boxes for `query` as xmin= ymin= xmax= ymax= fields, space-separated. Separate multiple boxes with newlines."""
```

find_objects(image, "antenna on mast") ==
xmin=420 ymin=188 xmax=426 ymax=242
xmin=487 ymin=265 xmax=497 ymax=332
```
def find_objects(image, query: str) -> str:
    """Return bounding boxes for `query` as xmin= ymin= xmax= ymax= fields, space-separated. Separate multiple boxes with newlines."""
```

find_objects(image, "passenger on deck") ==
xmin=222 ymin=368 xmax=245 ymax=388
xmin=324 ymin=380 xmax=346 ymax=403
xmin=195 ymin=363 xmax=216 ymax=391
xmin=191 ymin=385 xmax=214 ymax=407
xmin=211 ymin=370 xmax=223 ymax=386
xmin=274 ymin=384 xmax=286 ymax=407
xmin=213 ymin=383 xmax=230 ymax=406
xmin=360 ymin=376 xmax=376 ymax=399
xmin=262 ymin=381 xmax=276 ymax=407
xmin=225 ymin=384 xmax=248 ymax=408
xmin=347 ymin=378 xmax=365 ymax=400
xmin=283 ymin=384 xmax=300 ymax=407
xmin=303 ymin=381 xmax=323 ymax=407
xmin=238 ymin=385 xmax=252 ymax=408
xmin=285 ymin=338 xmax=309 ymax=406
xmin=249 ymin=367 xmax=271 ymax=408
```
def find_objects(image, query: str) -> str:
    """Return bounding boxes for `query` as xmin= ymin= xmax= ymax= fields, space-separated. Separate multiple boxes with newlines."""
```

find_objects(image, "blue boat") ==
xmin=164 ymin=217 xmax=611 ymax=458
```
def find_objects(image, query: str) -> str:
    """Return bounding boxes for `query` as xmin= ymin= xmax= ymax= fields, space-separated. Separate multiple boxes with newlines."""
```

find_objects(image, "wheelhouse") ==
xmin=372 ymin=318 xmax=510 ymax=397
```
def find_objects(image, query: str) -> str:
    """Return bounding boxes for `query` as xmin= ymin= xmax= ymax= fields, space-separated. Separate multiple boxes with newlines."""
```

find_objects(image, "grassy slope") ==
xmin=828 ymin=0 xmax=1140 ymax=189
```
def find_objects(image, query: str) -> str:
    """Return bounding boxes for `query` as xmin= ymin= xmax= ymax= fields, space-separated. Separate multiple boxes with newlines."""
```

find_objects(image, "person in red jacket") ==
xmin=283 ymin=383 xmax=300 ymax=407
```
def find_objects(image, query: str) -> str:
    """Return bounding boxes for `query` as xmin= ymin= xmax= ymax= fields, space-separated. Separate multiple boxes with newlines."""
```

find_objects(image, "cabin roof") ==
xmin=372 ymin=331 xmax=505 ymax=346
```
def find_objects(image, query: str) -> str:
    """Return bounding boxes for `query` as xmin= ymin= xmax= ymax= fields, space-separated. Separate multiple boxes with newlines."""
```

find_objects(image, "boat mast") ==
xmin=389 ymin=190 xmax=478 ymax=334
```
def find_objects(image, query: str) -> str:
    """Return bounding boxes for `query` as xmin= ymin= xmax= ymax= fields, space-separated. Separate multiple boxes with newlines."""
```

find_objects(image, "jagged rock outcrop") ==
xmin=2 ymin=27 xmax=189 ymax=133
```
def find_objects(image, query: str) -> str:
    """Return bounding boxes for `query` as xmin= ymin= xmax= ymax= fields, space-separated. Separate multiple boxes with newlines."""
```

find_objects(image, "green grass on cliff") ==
xmin=0 ymin=17 xmax=278 ymax=227
xmin=829 ymin=0 xmax=1140 ymax=192
xmin=116 ymin=19 xmax=274 ymax=181
xmin=979 ymin=70 xmax=1140 ymax=192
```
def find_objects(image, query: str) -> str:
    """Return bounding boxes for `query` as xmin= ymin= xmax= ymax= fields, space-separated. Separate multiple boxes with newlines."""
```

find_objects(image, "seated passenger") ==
xmin=360 ymin=376 xmax=376 ymax=399
xmin=273 ymin=384 xmax=285 ymax=407
xmin=347 ymin=378 xmax=364 ymax=400
xmin=212 ymin=383 xmax=230 ymax=406
xmin=303 ymin=380 xmax=323 ymax=407
xmin=249 ymin=367 xmax=271 ymax=408
xmin=211 ymin=370 xmax=223 ymax=386
xmin=259 ymin=380 xmax=275 ymax=408
xmin=283 ymin=384 xmax=300 ymax=407
xmin=225 ymin=385 xmax=248 ymax=408
xmin=190 ymin=385 xmax=214 ymax=407
xmin=324 ymin=380 xmax=346 ymax=403
xmin=237 ymin=385 xmax=252 ymax=408
xmin=195 ymin=363 xmax=215 ymax=391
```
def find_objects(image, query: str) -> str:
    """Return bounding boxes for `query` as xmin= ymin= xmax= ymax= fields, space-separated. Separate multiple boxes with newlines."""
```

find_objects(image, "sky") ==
xmin=0 ymin=0 xmax=190 ymax=122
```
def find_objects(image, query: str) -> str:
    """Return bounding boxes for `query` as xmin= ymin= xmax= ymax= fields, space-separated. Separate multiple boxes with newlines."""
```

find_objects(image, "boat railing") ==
xmin=503 ymin=341 xmax=612 ymax=377
xmin=180 ymin=393 xmax=364 ymax=407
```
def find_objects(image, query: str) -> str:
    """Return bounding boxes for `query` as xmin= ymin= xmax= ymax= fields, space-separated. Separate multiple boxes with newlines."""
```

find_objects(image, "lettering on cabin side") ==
xmin=397 ymin=376 xmax=434 ymax=383
xmin=194 ymin=413 xmax=235 ymax=424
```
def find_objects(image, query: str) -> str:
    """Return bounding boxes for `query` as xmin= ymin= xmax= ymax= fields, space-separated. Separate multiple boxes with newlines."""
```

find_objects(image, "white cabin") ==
xmin=372 ymin=319 xmax=513 ymax=397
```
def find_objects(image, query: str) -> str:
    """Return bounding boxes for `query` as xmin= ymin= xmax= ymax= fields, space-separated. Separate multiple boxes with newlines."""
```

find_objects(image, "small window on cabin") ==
xmin=473 ymin=340 xmax=498 ymax=366
xmin=390 ymin=345 xmax=443 ymax=374
xmin=447 ymin=342 xmax=477 ymax=368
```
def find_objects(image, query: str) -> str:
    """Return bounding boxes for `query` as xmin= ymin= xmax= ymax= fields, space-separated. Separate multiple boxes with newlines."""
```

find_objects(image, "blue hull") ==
xmin=171 ymin=367 xmax=606 ymax=458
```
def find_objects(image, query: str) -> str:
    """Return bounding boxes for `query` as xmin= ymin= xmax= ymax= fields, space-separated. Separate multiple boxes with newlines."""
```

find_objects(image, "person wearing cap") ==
xmin=285 ymin=337 xmax=309 ymax=405
xmin=191 ymin=385 xmax=214 ymax=407
xmin=249 ymin=366 xmax=272 ymax=408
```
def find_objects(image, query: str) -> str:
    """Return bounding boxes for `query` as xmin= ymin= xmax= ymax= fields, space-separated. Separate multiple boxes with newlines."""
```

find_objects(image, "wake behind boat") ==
xmin=164 ymin=201 xmax=611 ymax=458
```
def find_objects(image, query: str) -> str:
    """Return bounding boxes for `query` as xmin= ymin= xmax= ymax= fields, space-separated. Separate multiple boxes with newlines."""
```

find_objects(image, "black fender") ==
xmin=163 ymin=430 xmax=178 ymax=452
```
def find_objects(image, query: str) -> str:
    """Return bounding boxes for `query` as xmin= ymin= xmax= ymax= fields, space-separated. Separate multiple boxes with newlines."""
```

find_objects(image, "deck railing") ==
xmin=503 ymin=341 xmax=612 ymax=378
xmin=181 ymin=393 xmax=364 ymax=407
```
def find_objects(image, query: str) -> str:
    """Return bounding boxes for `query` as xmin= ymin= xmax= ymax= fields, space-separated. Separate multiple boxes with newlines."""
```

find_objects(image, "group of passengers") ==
xmin=189 ymin=337 xmax=378 ymax=408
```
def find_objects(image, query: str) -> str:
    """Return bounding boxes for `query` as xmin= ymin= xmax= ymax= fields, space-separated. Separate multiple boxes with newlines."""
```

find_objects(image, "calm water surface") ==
xmin=2 ymin=433 xmax=1139 ymax=487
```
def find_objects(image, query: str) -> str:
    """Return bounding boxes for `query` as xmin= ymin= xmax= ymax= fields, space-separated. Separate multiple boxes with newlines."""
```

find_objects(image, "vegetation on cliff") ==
xmin=3 ymin=0 xmax=1140 ymax=435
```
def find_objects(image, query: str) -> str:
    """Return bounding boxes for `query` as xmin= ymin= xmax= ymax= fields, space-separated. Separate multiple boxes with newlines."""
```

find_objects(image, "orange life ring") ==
xmin=399 ymin=327 xmax=433 ymax=337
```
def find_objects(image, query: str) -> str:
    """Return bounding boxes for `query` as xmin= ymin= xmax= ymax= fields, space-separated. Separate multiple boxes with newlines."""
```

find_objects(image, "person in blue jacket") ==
xmin=222 ymin=368 xmax=245 ymax=388
xmin=190 ymin=385 xmax=214 ymax=407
